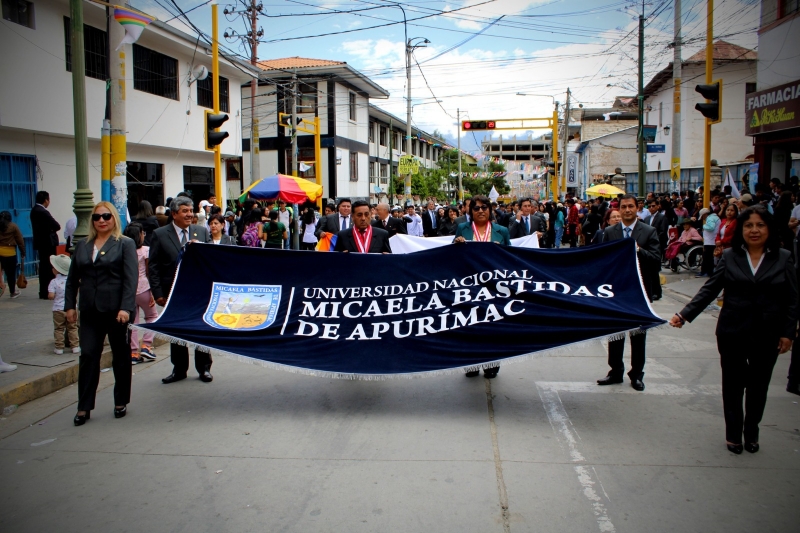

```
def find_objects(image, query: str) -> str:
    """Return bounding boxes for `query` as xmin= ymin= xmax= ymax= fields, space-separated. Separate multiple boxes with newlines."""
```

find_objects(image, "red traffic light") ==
xmin=487 ymin=121 xmax=496 ymax=129
xmin=461 ymin=120 xmax=497 ymax=131
xmin=462 ymin=121 xmax=473 ymax=130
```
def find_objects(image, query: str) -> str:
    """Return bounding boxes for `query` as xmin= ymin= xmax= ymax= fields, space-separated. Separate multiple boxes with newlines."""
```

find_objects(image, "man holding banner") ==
xmin=597 ymin=195 xmax=660 ymax=392
xmin=334 ymin=201 xmax=392 ymax=254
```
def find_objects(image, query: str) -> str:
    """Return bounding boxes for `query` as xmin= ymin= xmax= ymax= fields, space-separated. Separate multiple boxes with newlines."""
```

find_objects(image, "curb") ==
xmin=0 ymin=338 xmax=167 ymax=413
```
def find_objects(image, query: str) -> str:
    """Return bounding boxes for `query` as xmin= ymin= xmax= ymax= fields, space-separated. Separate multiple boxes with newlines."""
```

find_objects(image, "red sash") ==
xmin=471 ymin=222 xmax=491 ymax=242
xmin=353 ymin=226 xmax=373 ymax=253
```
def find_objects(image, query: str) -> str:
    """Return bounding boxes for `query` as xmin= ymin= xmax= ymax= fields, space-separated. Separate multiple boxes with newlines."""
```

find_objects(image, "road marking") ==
xmin=537 ymin=382 xmax=720 ymax=396
xmin=537 ymin=386 xmax=615 ymax=532
xmin=485 ymin=379 xmax=510 ymax=533
xmin=644 ymin=358 xmax=682 ymax=379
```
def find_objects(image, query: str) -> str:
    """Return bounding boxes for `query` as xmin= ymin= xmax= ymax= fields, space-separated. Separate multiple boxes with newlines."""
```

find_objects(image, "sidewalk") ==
xmin=0 ymin=278 xmax=167 ymax=413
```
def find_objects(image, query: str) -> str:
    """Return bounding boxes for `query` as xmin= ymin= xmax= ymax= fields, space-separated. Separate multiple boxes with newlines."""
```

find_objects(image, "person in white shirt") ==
xmin=636 ymin=199 xmax=648 ymax=221
xmin=276 ymin=200 xmax=293 ymax=249
xmin=64 ymin=215 xmax=78 ymax=249
xmin=404 ymin=205 xmax=423 ymax=237
xmin=48 ymin=254 xmax=79 ymax=355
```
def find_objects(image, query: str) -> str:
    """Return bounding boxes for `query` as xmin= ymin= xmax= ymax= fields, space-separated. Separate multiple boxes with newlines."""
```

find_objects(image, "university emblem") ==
xmin=203 ymin=283 xmax=281 ymax=331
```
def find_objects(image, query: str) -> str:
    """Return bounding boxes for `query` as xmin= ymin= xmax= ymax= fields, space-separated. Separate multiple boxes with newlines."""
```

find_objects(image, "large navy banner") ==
xmin=135 ymin=240 xmax=665 ymax=378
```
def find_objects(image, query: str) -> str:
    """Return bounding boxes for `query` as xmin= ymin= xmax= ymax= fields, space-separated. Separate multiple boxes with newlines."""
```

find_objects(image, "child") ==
xmin=48 ymin=255 xmax=79 ymax=355
xmin=124 ymin=223 xmax=158 ymax=365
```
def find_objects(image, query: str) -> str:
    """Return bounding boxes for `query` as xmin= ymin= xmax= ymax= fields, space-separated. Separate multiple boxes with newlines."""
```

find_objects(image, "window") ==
xmin=349 ymin=92 xmax=357 ymax=121
xmin=64 ymin=17 xmax=107 ymax=80
xmin=393 ymin=132 xmax=399 ymax=150
xmin=746 ymin=82 xmax=757 ymax=94
xmin=368 ymin=122 xmax=375 ymax=143
xmin=349 ymin=152 xmax=358 ymax=182
xmin=285 ymin=148 xmax=317 ymax=179
xmin=370 ymin=162 xmax=378 ymax=180
xmin=3 ymin=0 xmax=34 ymax=28
xmin=379 ymin=126 xmax=387 ymax=147
xmin=127 ymin=162 xmax=164 ymax=216
xmin=380 ymin=164 xmax=388 ymax=177
xmin=133 ymin=44 xmax=178 ymax=100
xmin=412 ymin=140 xmax=417 ymax=156
xmin=184 ymin=166 xmax=214 ymax=185
xmin=780 ymin=0 xmax=799 ymax=18
xmin=401 ymin=136 xmax=407 ymax=153
xmin=197 ymin=74 xmax=230 ymax=112
xmin=298 ymin=84 xmax=317 ymax=113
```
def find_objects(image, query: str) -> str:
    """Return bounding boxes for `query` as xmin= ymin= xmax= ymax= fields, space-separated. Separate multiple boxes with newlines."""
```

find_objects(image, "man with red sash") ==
xmin=334 ymin=200 xmax=392 ymax=254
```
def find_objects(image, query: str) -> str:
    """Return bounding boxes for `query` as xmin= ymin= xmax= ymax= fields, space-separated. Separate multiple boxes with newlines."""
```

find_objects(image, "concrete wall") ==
xmin=644 ymin=61 xmax=756 ymax=171
xmin=581 ymin=120 xmax=639 ymax=142
xmin=757 ymin=15 xmax=800 ymax=90
xmin=582 ymin=128 xmax=639 ymax=181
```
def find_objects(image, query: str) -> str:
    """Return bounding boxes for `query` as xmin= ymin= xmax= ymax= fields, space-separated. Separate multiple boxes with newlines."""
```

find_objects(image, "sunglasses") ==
xmin=472 ymin=205 xmax=490 ymax=211
xmin=91 ymin=213 xmax=113 ymax=221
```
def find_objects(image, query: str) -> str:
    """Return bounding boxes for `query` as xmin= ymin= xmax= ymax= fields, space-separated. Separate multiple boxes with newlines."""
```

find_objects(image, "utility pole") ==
xmin=69 ymin=0 xmax=95 ymax=246
xmin=457 ymin=108 xmax=462 ymax=201
xmin=249 ymin=0 xmax=260 ymax=184
xmin=291 ymin=74 xmax=300 ymax=250
xmin=552 ymin=102 xmax=559 ymax=202
xmin=562 ymin=88 xmax=571 ymax=197
xmin=389 ymin=118 xmax=394 ymax=205
xmin=702 ymin=0 xmax=713 ymax=209
xmin=637 ymin=0 xmax=646 ymax=198
xmin=405 ymin=40 xmax=413 ymax=204
xmin=109 ymin=6 xmax=127 ymax=228
xmin=671 ymin=0 xmax=682 ymax=193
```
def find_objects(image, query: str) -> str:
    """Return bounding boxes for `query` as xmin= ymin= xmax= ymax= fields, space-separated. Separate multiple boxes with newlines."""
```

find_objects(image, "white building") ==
xmin=643 ymin=41 xmax=757 ymax=172
xmin=241 ymin=57 xmax=389 ymax=204
xmin=0 ymin=0 xmax=258 ymax=265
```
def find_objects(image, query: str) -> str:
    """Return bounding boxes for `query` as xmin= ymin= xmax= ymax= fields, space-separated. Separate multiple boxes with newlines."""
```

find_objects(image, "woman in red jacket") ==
xmin=716 ymin=204 xmax=739 ymax=251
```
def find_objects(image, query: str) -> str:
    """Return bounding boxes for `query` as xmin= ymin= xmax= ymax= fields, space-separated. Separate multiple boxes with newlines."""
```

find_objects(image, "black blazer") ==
xmin=334 ymin=227 xmax=392 ymax=253
xmin=30 ymin=204 xmax=60 ymax=251
xmin=679 ymin=248 xmax=798 ymax=339
xmin=644 ymin=212 xmax=669 ymax=242
xmin=602 ymin=221 xmax=661 ymax=267
xmin=212 ymin=235 xmax=236 ymax=245
xmin=371 ymin=217 xmax=407 ymax=238
xmin=148 ymin=223 xmax=211 ymax=300
xmin=316 ymin=213 xmax=351 ymax=238
xmin=133 ymin=215 xmax=160 ymax=247
xmin=421 ymin=209 xmax=439 ymax=237
xmin=508 ymin=214 xmax=546 ymax=239
xmin=438 ymin=219 xmax=459 ymax=237
xmin=64 ymin=236 xmax=137 ymax=315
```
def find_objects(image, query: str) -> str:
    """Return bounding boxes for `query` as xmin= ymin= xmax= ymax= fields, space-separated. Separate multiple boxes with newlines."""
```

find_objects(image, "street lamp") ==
xmin=405 ymin=36 xmax=430 ymax=199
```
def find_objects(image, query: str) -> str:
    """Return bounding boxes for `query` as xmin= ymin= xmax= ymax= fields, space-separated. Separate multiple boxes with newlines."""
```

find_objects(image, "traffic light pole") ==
xmin=212 ymin=3 xmax=223 ymax=204
xmin=405 ymin=40 xmax=413 ymax=202
xmin=552 ymin=104 xmax=559 ymax=203
xmin=703 ymin=0 xmax=713 ymax=209
xmin=562 ymin=88 xmax=570 ymax=198
xmin=291 ymin=74 xmax=300 ymax=250
xmin=671 ymin=0 xmax=682 ymax=193
xmin=457 ymin=108 xmax=463 ymax=201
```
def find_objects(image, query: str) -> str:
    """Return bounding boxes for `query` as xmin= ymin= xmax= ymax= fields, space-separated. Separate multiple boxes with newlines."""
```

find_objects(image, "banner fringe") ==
xmin=130 ymin=324 xmax=662 ymax=381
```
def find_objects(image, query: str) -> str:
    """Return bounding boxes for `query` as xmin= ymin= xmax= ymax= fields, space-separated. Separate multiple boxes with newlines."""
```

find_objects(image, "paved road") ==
xmin=1 ymin=288 xmax=798 ymax=532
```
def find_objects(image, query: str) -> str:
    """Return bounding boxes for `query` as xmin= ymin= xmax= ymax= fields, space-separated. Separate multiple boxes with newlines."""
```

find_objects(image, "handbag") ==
xmin=713 ymin=244 xmax=724 ymax=258
xmin=16 ymin=260 xmax=27 ymax=289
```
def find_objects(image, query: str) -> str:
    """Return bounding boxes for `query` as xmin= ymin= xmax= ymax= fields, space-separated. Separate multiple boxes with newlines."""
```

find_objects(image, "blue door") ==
xmin=0 ymin=153 xmax=38 ymax=277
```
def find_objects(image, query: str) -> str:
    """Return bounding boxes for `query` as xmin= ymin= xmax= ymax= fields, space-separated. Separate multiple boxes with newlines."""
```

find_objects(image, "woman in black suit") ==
xmin=208 ymin=214 xmax=236 ymax=245
xmin=670 ymin=206 xmax=797 ymax=454
xmin=437 ymin=206 xmax=459 ymax=236
xmin=65 ymin=202 xmax=138 ymax=426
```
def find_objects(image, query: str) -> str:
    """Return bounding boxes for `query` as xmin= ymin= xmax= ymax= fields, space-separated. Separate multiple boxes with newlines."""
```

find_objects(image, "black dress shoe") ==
xmin=631 ymin=378 xmax=645 ymax=391
xmin=74 ymin=411 xmax=90 ymax=426
xmin=199 ymin=370 xmax=213 ymax=383
xmin=787 ymin=382 xmax=800 ymax=396
xmin=727 ymin=443 xmax=743 ymax=454
xmin=744 ymin=442 xmax=759 ymax=453
xmin=597 ymin=375 xmax=623 ymax=385
xmin=465 ymin=370 xmax=480 ymax=378
xmin=484 ymin=369 xmax=499 ymax=379
xmin=162 ymin=372 xmax=187 ymax=384
xmin=114 ymin=406 xmax=127 ymax=419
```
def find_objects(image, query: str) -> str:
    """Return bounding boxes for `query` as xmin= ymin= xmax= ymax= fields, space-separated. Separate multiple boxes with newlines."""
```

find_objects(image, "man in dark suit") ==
xmin=597 ymin=194 xmax=661 ymax=392
xmin=372 ymin=203 xmax=407 ymax=238
xmin=335 ymin=200 xmax=391 ymax=253
xmin=454 ymin=198 xmax=471 ymax=226
xmin=508 ymin=197 xmax=546 ymax=240
xmin=30 ymin=191 xmax=61 ymax=299
xmin=315 ymin=198 xmax=352 ymax=238
xmin=421 ymin=200 xmax=439 ymax=237
xmin=643 ymin=199 xmax=668 ymax=300
xmin=148 ymin=196 xmax=213 ymax=384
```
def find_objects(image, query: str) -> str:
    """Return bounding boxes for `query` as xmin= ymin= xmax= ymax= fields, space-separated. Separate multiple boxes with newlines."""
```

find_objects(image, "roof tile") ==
xmin=686 ymin=40 xmax=757 ymax=62
xmin=257 ymin=56 xmax=346 ymax=70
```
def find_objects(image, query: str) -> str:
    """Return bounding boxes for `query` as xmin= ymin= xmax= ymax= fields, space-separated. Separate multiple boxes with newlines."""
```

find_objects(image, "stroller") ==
xmin=663 ymin=226 xmax=703 ymax=272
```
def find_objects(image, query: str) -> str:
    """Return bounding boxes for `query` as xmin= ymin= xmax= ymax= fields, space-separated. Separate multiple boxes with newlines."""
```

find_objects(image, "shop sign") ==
xmin=745 ymin=79 xmax=800 ymax=135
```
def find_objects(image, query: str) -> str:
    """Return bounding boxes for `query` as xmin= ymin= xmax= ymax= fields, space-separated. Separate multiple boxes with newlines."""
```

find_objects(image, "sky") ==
xmin=131 ymin=0 xmax=760 ymax=152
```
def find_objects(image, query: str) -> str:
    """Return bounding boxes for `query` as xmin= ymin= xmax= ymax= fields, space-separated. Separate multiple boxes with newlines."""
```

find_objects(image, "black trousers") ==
xmin=37 ymin=246 xmax=56 ymax=298
xmin=607 ymin=331 xmax=646 ymax=379
xmin=170 ymin=342 xmax=212 ymax=377
xmin=717 ymin=336 xmax=779 ymax=443
xmin=77 ymin=308 xmax=132 ymax=411
xmin=650 ymin=265 xmax=662 ymax=298
xmin=701 ymin=245 xmax=716 ymax=276
xmin=0 ymin=254 xmax=18 ymax=294
xmin=790 ymin=268 xmax=800 ymax=386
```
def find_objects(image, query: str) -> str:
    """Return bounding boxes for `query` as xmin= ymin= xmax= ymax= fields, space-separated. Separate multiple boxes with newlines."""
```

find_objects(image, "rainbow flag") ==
xmin=113 ymin=6 xmax=155 ymax=51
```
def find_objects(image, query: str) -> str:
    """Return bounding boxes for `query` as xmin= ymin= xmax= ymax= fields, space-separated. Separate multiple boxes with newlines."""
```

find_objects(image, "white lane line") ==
xmin=537 ymin=385 xmax=615 ymax=532
xmin=537 ymin=382 xmax=721 ymax=396
xmin=644 ymin=358 xmax=682 ymax=379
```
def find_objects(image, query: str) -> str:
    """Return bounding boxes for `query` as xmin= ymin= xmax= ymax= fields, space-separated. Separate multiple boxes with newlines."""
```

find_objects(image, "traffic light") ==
xmin=461 ymin=120 xmax=497 ymax=131
xmin=694 ymin=80 xmax=722 ymax=124
xmin=279 ymin=112 xmax=303 ymax=129
xmin=204 ymin=110 xmax=229 ymax=150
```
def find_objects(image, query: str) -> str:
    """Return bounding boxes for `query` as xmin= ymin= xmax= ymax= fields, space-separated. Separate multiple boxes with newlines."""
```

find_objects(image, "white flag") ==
xmin=724 ymin=169 xmax=740 ymax=199
xmin=488 ymin=185 xmax=500 ymax=202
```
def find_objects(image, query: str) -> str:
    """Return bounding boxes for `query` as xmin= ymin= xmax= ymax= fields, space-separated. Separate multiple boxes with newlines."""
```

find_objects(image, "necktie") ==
xmin=524 ymin=216 xmax=529 ymax=234
xmin=341 ymin=216 xmax=348 ymax=231
xmin=624 ymin=227 xmax=632 ymax=239
xmin=383 ymin=219 xmax=387 ymax=228
xmin=431 ymin=212 xmax=436 ymax=229
xmin=180 ymin=229 xmax=188 ymax=246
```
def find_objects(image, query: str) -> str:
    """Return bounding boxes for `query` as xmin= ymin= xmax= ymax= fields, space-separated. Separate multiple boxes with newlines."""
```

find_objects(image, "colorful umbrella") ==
xmin=585 ymin=183 xmax=626 ymax=196
xmin=239 ymin=174 xmax=323 ymax=204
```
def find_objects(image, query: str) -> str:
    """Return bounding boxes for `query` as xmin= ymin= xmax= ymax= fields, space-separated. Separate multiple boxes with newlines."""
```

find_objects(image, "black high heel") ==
xmin=114 ymin=406 xmax=127 ymax=419
xmin=74 ymin=411 xmax=90 ymax=426
xmin=726 ymin=442 xmax=743 ymax=454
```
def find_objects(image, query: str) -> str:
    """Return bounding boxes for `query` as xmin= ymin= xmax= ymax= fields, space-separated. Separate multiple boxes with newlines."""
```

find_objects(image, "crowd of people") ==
xmin=1 ymin=180 xmax=799 ymax=456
